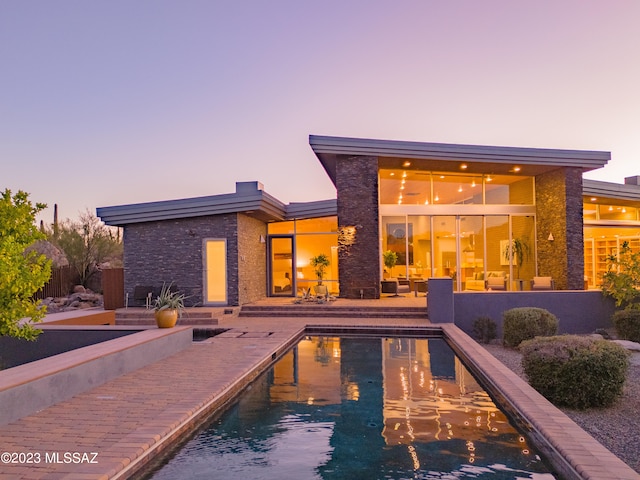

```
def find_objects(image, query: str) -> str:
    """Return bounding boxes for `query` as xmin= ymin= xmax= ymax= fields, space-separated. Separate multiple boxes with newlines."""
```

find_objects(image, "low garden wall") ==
xmin=427 ymin=278 xmax=617 ymax=337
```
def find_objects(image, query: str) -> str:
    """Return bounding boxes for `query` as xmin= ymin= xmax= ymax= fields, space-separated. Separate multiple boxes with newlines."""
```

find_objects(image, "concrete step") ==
xmin=115 ymin=308 xmax=218 ymax=326
xmin=239 ymin=305 xmax=426 ymax=319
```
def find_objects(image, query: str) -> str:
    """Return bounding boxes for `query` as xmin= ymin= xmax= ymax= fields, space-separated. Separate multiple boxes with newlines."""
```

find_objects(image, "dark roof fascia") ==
xmin=310 ymin=134 xmax=610 ymax=184
xmin=583 ymin=179 xmax=640 ymax=203
xmin=285 ymin=199 xmax=337 ymax=220
xmin=97 ymin=190 xmax=287 ymax=226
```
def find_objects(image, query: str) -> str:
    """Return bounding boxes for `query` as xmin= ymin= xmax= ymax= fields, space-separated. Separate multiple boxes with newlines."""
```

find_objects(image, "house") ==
xmin=97 ymin=135 xmax=640 ymax=306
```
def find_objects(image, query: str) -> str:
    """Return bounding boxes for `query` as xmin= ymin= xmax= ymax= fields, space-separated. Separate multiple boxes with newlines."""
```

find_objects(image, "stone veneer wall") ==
xmin=535 ymin=167 xmax=584 ymax=290
xmin=336 ymin=155 xmax=381 ymax=298
xmin=123 ymin=214 xmax=239 ymax=306
xmin=237 ymin=214 xmax=267 ymax=305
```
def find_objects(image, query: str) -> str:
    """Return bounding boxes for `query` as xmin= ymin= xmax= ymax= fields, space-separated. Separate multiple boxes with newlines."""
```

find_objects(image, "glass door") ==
xmin=269 ymin=236 xmax=294 ymax=296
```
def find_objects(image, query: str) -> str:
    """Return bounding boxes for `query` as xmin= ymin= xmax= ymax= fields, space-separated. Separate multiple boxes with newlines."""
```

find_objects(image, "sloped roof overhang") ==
xmin=310 ymin=135 xmax=610 ymax=185
xmin=583 ymin=179 xmax=640 ymax=206
xmin=97 ymin=188 xmax=287 ymax=226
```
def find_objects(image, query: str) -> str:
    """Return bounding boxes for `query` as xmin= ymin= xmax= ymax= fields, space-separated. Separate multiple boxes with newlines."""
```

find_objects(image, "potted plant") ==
xmin=383 ymin=250 xmax=398 ymax=278
xmin=153 ymin=283 xmax=186 ymax=328
xmin=310 ymin=254 xmax=330 ymax=298
xmin=310 ymin=254 xmax=330 ymax=285
xmin=503 ymin=237 xmax=530 ymax=280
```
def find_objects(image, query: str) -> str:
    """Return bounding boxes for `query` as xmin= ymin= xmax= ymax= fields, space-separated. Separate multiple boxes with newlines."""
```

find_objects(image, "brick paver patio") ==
xmin=0 ymin=312 xmax=637 ymax=479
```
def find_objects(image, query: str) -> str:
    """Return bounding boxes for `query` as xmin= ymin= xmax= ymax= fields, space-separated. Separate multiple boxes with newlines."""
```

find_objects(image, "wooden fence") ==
xmin=34 ymin=265 xmax=73 ymax=300
xmin=102 ymin=268 xmax=125 ymax=310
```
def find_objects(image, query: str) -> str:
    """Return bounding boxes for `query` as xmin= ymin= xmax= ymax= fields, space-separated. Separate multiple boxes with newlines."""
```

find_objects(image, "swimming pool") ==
xmin=145 ymin=336 xmax=556 ymax=479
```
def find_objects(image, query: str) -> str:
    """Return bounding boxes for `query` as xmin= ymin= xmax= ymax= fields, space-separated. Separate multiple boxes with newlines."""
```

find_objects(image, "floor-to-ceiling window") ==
xmin=583 ymin=200 xmax=640 ymax=288
xmin=379 ymin=167 xmax=536 ymax=291
xmin=267 ymin=217 xmax=339 ymax=296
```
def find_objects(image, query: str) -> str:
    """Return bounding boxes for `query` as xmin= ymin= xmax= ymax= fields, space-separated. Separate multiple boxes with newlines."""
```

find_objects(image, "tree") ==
xmin=48 ymin=210 xmax=122 ymax=288
xmin=601 ymin=241 xmax=640 ymax=310
xmin=0 ymin=189 xmax=51 ymax=340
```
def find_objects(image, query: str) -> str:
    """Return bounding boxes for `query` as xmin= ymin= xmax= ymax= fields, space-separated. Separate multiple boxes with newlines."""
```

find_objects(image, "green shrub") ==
xmin=521 ymin=335 xmax=629 ymax=409
xmin=472 ymin=316 xmax=497 ymax=344
xmin=502 ymin=307 xmax=558 ymax=347
xmin=612 ymin=310 xmax=640 ymax=342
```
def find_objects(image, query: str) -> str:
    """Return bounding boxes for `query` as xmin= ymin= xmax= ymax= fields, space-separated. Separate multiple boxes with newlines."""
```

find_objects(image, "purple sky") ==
xmin=2 ymin=1 xmax=640 ymax=224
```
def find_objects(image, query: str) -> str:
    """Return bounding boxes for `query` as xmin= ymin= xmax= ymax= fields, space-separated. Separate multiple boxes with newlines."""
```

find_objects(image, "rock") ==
xmin=612 ymin=339 xmax=640 ymax=352
xmin=73 ymin=285 xmax=87 ymax=293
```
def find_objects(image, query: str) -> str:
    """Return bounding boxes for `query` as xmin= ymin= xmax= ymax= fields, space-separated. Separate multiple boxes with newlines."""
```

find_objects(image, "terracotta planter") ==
xmin=154 ymin=309 xmax=178 ymax=328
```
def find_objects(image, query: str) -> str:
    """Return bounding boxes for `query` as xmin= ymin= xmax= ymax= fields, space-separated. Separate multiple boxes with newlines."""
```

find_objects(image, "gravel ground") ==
xmin=482 ymin=341 xmax=640 ymax=474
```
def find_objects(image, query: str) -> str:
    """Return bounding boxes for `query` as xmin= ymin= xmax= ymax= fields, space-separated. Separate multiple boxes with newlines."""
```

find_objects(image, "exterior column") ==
xmin=336 ymin=155 xmax=380 ymax=298
xmin=535 ymin=168 xmax=584 ymax=290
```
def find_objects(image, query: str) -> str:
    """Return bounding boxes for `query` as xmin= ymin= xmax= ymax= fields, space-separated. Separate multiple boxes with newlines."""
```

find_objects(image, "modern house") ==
xmin=97 ymin=135 xmax=640 ymax=306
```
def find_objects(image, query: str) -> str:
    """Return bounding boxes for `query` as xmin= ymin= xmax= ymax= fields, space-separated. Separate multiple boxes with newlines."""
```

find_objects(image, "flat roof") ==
xmin=97 ymin=182 xmax=337 ymax=226
xmin=583 ymin=179 xmax=640 ymax=205
xmin=310 ymin=135 xmax=611 ymax=185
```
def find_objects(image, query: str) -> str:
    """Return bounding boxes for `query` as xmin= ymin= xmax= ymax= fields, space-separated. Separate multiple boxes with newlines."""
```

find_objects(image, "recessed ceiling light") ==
xmin=403 ymin=161 xmax=411 ymax=167
xmin=513 ymin=166 xmax=521 ymax=172
xmin=390 ymin=172 xmax=395 ymax=176
xmin=460 ymin=164 xmax=468 ymax=170
xmin=590 ymin=197 xmax=597 ymax=202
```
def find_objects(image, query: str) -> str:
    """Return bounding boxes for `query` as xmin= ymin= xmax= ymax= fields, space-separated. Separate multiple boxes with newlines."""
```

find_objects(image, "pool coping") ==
xmin=0 ymin=319 xmax=637 ymax=479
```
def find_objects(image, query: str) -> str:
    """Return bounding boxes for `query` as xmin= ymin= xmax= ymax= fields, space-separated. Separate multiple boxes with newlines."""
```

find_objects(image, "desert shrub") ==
xmin=521 ymin=335 xmax=629 ymax=409
xmin=472 ymin=316 xmax=497 ymax=344
xmin=502 ymin=307 xmax=558 ymax=347
xmin=612 ymin=310 xmax=640 ymax=342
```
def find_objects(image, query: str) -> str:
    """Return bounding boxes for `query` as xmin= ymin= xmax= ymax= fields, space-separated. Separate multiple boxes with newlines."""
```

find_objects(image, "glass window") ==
xmin=599 ymin=205 xmax=638 ymax=221
xmin=204 ymin=239 xmax=227 ymax=304
xmin=408 ymin=215 xmax=431 ymax=278
xmin=583 ymin=202 xmax=598 ymax=220
xmin=485 ymin=175 xmax=534 ymax=205
xmin=380 ymin=169 xmax=534 ymax=206
xmin=432 ymin=216 xmax=457 ymax=287
xmin=380 ymin=169 xmax=431 ymax=206
xmin=381 ymin=216 xmax=409 ymax=278
xmin=295 ymin=216 xmax=337 ymax=233
xmin=295 ymin=234 xmax=339 ymax=295
xmin=432 ymin=173 xmax=482 ymax=205
xmin=268 ymin=221 xmax=294 ymax=234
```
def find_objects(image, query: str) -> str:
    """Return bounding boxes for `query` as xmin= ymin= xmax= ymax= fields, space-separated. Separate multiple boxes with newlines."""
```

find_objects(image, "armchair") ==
xmin=531 ymin=276 xmax=555 ymax=290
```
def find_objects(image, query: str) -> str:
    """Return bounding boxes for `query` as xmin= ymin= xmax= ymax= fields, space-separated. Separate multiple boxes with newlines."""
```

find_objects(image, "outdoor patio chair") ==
xmin=530 ymin=276 xmax=555 ymax=290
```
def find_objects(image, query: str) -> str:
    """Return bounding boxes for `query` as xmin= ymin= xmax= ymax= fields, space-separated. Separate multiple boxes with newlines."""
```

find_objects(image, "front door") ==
xmin=269 ymin=236 xmax=294 ymax=296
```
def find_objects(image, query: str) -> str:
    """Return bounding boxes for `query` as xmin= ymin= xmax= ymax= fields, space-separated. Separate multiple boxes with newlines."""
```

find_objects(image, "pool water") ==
xmin=146 ymin=336 xmax=556 ymax=479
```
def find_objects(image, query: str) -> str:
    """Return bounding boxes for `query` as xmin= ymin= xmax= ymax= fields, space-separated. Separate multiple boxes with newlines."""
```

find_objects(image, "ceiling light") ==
xmin=460 ymin=164 xmax=468 ymax=170
xmin=486 ymin=175 xmax=492 ymax=182
xmin=513 ymin=166 xmax=521 ymax=172
xmin=390 ymin=172 xmax=395 ymax=176
xmin=458 ymin=186 xmax=463 ymax=193
xmin=402 ymin=172 xmax=407 ymax=178
xmin=590 ymin=197 xmax=597 ymax=202
xmin=435 ymin=194 xmax=439 ymax=202
xmin=471 ymin=180 xmax=476 ymax=187
xmin=403 ymin=161 xmax=411 ymax=167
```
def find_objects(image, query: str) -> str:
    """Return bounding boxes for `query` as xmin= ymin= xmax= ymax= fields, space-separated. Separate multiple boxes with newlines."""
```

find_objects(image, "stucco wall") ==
xmin=123 ymin=214 xmax=239 ymax=306
xmin=336 ymin=155 xmax=381 ymax=298
xmin=452 ymin=290 xmax=616 ymax=337
xmin=535 ymin=168 xmax=584 ymax=290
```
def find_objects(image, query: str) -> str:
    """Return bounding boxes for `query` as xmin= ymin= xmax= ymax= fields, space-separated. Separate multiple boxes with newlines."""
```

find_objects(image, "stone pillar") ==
xmin=535 ymin=168 xmax=584 ymax=290
xmin=427 ymin=277 xmax=454 ymax=323
xmin=336 ymin=155 xmax=380 ymax=298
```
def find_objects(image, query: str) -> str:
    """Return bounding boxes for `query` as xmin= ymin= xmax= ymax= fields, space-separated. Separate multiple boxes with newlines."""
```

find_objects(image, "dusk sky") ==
xmin=2 ymin=1 xmax=640 ymax=225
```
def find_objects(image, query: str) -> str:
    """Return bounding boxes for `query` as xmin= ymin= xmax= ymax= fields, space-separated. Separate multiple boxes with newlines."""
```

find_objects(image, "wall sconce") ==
xmin=260 ymin=235 xmax=266 ymax=243
xmin=548 ymin=233 xmax=554 ymax=241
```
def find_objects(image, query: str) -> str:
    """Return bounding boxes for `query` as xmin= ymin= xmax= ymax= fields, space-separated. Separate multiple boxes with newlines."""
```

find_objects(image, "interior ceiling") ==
xmin=377 ymin=156 xmax=561 ymax=176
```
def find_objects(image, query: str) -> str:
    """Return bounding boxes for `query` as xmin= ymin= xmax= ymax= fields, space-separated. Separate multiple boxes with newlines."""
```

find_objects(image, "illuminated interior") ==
xmin=379 ymin=169 xmax=534 ymax=206
xmin=204 ymin=239 xmax=227 ymax=304
xmin=268 ymin=217 xmax=339 ymax=296
xmin=583 ymin=199 xmax=640 ymax=288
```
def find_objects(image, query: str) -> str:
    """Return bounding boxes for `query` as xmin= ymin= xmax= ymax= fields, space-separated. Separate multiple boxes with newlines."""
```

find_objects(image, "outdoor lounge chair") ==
xmin=531 ymin=276 xmax=555 ymax=290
